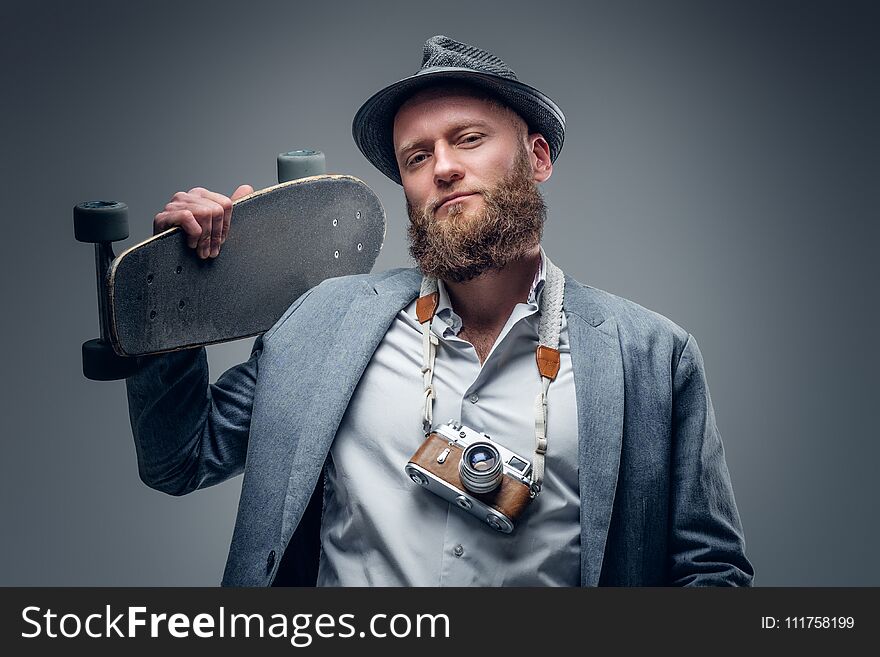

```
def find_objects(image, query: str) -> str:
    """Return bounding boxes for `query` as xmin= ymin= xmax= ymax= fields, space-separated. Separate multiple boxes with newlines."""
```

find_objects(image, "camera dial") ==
xmin=408 ymin=468 xmax=429 ymax=486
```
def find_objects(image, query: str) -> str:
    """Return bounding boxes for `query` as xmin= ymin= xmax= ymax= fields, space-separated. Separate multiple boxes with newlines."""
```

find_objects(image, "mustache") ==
xmin=425 ymin=189 xmax=483 ymax=214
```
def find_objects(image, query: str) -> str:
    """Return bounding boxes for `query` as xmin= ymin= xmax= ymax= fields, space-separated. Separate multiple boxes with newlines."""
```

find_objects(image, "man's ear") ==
xmin=528 ymin=134 xmax=553 ymax=182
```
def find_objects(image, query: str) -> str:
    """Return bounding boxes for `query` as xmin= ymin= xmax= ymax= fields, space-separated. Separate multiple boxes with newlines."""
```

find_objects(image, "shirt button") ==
xmin=266 ymin=550 xmax=276 ymax=573
xmin=453 ymin=544 xmax=464 ymax=558
xmin=468 ymin=394 xmax=479 ymax=404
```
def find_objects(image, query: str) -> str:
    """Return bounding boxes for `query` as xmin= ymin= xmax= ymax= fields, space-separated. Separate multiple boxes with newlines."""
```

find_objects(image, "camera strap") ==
xmin=415 ymin=253 xmax=565 ymax=498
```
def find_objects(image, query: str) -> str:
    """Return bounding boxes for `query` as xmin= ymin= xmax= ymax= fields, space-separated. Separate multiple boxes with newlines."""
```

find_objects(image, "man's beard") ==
xmin=405 ymin=147 xmax=547 ymax=283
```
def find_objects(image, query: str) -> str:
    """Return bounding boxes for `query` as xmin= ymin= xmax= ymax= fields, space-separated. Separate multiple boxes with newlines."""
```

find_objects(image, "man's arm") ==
xmin=124 ymin=337 xmax=262 ymax=496
xmin=668 ymin=334 xmax=755 ymax=586
xmin=122 ymin=182 xmax=265 ymax=495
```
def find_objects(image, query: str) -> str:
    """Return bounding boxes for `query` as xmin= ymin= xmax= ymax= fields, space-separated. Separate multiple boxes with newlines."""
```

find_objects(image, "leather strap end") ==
xmin=536 ymin=345 xmax=560 ymax=380
xmin=416 ymin=292 xmax=439 ymax=323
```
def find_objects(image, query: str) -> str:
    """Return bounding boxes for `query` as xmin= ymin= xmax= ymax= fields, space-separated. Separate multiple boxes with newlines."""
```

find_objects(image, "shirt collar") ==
xmin=434 ymin=245 xmax=547 ymax=334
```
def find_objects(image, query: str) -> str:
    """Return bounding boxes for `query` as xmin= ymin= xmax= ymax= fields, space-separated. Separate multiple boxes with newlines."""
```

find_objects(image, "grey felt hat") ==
xmin=352 ymin=35 xmax=566 ymax=185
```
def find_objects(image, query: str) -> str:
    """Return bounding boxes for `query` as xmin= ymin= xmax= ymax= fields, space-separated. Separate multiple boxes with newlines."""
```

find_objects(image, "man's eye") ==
xmin=461 ymin=134 xmax=483 ymax=144
xmin=408 ymin=153 xmax=428 ymax=166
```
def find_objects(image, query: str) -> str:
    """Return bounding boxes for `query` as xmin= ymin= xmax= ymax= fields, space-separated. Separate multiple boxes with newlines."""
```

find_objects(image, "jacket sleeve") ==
xmin=124 ymin=336 xmax=262 ymax=496
xmin=668 ymin=334 xmax=755 ymax=586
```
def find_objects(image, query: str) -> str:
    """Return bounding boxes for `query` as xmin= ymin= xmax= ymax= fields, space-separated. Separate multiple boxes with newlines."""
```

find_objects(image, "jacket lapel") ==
xmin=563 ymin=275 xmax=624 ymax=586
xmin=280 ymin=269 xmax=423 ymax=540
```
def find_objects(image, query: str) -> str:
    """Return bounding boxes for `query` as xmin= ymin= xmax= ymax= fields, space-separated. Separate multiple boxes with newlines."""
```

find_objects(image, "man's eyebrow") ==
xmin=396 ymin=120 xmax=494 ymax=158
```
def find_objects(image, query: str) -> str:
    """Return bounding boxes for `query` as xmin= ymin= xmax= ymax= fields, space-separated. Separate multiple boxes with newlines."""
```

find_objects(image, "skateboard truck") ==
xmin=77 ymin=149 xmax=328 ymax=381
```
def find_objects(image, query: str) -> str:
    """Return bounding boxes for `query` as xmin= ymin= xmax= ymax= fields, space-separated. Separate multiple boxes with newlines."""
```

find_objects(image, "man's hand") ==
xmin=154 ymin=184 xmax=254 ymax=259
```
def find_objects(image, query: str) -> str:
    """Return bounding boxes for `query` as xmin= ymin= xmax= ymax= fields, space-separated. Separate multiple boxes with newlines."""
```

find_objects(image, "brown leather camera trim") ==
xmin=409 ymin=432 xmax=532 ymax=520
xmin=416 ymin=292 xmax=439 ymax=323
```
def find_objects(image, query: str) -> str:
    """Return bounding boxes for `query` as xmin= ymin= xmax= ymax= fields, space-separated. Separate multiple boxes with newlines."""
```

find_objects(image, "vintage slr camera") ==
xmin=405 ymin=420 xmax=534 ymax=533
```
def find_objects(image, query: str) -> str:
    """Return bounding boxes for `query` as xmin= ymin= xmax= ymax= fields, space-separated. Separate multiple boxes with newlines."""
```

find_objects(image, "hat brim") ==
xmin=352 ymin=67 xmax=565 ymax=185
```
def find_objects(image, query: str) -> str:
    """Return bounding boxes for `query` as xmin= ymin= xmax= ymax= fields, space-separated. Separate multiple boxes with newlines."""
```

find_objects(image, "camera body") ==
xmin=405 ymin=420 xmax=534 ymax=533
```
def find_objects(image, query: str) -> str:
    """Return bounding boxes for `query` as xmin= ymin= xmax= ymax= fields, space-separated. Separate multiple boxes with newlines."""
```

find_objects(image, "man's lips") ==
xmin=436 ymin=193 xmax=476 ymax=211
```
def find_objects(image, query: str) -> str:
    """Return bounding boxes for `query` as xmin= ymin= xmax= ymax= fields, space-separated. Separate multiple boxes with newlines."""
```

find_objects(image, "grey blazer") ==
xmin=125 ymin=267 xmax=754 ymax=586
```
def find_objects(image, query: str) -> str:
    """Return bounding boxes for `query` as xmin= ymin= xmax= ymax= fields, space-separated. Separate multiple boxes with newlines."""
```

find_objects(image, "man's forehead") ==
xmin=393 ymin=88 xmax=525 ymax=145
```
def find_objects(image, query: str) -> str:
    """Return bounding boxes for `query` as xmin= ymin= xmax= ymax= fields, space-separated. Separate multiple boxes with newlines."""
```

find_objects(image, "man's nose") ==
xmin=432 ymin=142 xmax=464 ymax=185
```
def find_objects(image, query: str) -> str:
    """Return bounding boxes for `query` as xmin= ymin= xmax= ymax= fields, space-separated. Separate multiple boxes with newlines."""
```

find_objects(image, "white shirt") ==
xmin=317 ymin=247 xmax=581 ymax=585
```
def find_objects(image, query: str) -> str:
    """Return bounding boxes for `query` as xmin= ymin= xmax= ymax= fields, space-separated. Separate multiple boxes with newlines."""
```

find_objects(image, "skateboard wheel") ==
xmin=82 ymin=338 xmax=140 ymax=381
xmin=277 ymin=149 xmax=326 ymax=182
xmin=74 ymin=201 xmax=129 ymax=243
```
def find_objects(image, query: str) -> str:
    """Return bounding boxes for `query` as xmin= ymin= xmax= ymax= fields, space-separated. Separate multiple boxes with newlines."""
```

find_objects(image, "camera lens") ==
xmin=459 ymin=442 xmax=503 ymax=494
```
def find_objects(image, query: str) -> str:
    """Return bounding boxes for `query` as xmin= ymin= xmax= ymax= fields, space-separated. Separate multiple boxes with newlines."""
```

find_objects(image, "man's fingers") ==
xmin=190 ymin=188 xmax=234 ymax=254
xmin=165 ymin=195 xmax=222 ymax=258
xmin=186 ymin=197 xmax=224 ymax=258
xmin=155 ymin=185 xmax=250 ymax=258
xmin=160 ymin=202 xmax=207 ymax=250
xmin=231 ymin=184 xmax=253 ymax=201
xmin=155 ymin=209 xmax=201 ymax=248
xmin=194 ymin=185 xmax=253 ymax=251
xmin=179 ymin=211 xmax=202 ymax=249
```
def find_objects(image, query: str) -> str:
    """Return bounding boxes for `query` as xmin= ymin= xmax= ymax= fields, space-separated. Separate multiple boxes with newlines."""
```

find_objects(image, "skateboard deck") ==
xmin=108 ymin=174 xmax=385 ymax=356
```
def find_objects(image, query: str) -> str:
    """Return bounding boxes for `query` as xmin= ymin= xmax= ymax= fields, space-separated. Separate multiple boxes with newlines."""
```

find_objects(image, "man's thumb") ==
xmin=231 ymin=184 xmax=254 ymax=201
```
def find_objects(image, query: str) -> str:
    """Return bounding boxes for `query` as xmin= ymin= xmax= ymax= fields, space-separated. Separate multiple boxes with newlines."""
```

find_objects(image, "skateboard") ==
xmin=76 ymin=151 xmax=385 ymax=380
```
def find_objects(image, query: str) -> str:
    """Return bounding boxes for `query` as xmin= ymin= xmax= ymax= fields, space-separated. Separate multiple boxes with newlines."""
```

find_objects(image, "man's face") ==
xmin=393 ymin=89 xmax=552 ymax=282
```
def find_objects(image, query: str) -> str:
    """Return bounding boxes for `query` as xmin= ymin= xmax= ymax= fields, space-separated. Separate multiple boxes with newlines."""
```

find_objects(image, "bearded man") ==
xmin=130 ymin=36 xmax=754 ymax=587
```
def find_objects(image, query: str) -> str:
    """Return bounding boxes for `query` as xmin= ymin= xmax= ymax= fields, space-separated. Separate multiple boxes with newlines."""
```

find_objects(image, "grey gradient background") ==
xmin=1 ymin=0 xmax=876 ymax=585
